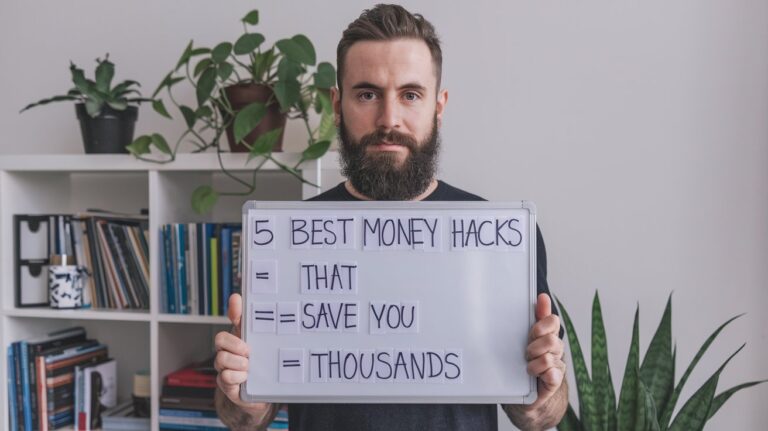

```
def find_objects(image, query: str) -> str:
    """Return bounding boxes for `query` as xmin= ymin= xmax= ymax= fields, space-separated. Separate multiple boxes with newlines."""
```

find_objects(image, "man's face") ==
xmin=332 ymin=38 xmax=448 ymax=200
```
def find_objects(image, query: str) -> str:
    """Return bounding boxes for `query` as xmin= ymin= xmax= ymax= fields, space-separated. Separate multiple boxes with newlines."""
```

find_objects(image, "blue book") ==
xmin=159 ymin=409 xmax=218 ymax=418
xmin=163 ymin=225 xmax=177 ymax=313
xmin=158 ymin=424 xmax=227 ymax=431
xmin=7 ymin=345 xmax=18 ymax=431
xmin=18 ymin=341 xmax=31 ymax=431
xmin=177 ymin=224 xmax=188 ymax=314
xmin=196 ymin=223 xmax=205 ymax=315
xmin=221 ymin=225 xmax=232 ymax=316
xmin=204 ymin=223 xmax=215 ymax=315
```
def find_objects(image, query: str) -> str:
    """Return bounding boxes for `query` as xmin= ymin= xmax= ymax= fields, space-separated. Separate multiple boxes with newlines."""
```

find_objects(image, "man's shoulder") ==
xmin=427 ymin=181 xmax=486 ymax=201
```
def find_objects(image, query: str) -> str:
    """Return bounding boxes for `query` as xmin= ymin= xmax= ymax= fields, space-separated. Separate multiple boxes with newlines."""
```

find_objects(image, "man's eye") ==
xmin=403 ymin=92 xmax=420 ymax=101
xmin=359 ymin=92 xmax=377 ymax=101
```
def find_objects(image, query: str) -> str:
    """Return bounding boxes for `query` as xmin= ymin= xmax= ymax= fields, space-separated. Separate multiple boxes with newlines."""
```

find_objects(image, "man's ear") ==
xmin=331 ymin=87 xmax=342 ymax=127
xmin=435 ymin=89 xmax=448 ymax=128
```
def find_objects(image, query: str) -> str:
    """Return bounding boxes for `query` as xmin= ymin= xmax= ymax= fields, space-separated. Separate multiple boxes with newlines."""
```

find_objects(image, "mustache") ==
xmin=358 ymin=128 xmax=418 ymax=152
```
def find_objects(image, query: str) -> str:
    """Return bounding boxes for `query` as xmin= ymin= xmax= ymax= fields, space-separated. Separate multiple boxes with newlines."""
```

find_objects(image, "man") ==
xmin=214 ymin=4 xmax=568 ymax=430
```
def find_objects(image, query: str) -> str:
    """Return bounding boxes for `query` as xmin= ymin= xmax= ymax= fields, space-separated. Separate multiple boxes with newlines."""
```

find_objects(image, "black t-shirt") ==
xmin=287 ymin=180 xmax=558 ymax=431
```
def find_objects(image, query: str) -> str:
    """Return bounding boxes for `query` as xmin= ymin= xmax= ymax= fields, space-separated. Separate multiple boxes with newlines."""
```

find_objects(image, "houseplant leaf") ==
xmin=196 ymin=67 xmax=218 ymax=106
xmin=152 ymin=99 xmax=172 ymax=119
xmin=19 ymin=95 xmax=79 ymax=113
xmin=234 ymin=33 xmax=265 ymax=55
xmin=273 ymin=79 xmax=302 ymax=112
xmin=276 ymin=37 xmax=315 ymax=65
xmin=318 ymin=109 xmax=337 ymax=142
xmin=211 ymin=42 xmax=233 ymax=64
xmin=301 ymin=140 xmax=330 ymax=162
xmin=218 ymin=62 xmax=234 ymax=81
xmin=247 ymin=127 xmax=282 ymax=162
xmin=150 ymin=133 xmax=172 ymax=155
xmin=313 ymin=62 xmax=336 ymax=89
xmin=194 ymin=58 xmax=213 ymax=78
xmin=639 ymin=294 xmax=674 ymax=417
xmin=658 ymin=314 xmax=742 ymax=428
xmin=555 ymin=298 xmax=595 ymax=430
xmin=242 ymin=10 xmax=259 ymax=25
xmin=191 ymin=185 xmax=218 ymax=214
xmin=617 ymin=306 xmax=641 ymax=430
xmin=233 ymin=102 xmax=267 ymax=144
xmin=591 ymin=292 xmax=616 ymax=431
xmin=707 ymin=380 xmax=767 ymax=421
xmin=95 ymin=57 xmax=115 ymax=93
xmin=126 ymin=135 xmax=152 ymax=156
xmin=667 ymin=344 xmax=745 ymax=431
xmin=290 ymin=34 xmax=316 ymax=66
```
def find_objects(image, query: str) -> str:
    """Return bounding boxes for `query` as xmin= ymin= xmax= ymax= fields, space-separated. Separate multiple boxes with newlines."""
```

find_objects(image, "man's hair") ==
xmin=336 ymin=4 xmax=442 ymax=93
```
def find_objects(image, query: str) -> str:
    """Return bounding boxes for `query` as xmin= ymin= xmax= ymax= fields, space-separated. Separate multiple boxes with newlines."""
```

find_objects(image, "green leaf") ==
xmin=291 ymin=34 xmax=316 ymax=65
xmin=313 ymin=62 xmax=336 ymax=89
xmin=218 ymin=62 xmax=234 ymax=81
xmin=247 ymin=127 xmax=282 ymax=162
xmin=668 ymin=344 xmax=745 ymax=431
xmin=640 ymin=294 xmax=674 ymax=420
xmin=152 ymin=99 xmax=172 ymax=119
xmin=658 ymin=314 xmax=743 ymax=428
xmin=179 ymin=105 xmax=196 ymax=128
xmin=273 ymin=79 xmax=301 ymax=111
xmin=318 ymin=108 xmax=337 ymax=142
xmin=277 ymin=57 xmax=304 ymax=82
xmin=126 ymin=135 xmax=152 ymax=156
xmin=95 ymin=57 xmax=115 ymax=93
xmin=111 ymin=80 xmax=141 ymax=97
xmin=556 ymin=404 xmax=583 ymax=431
xmin=194 ymin=58 xmax=213 ymax=78
xmin=242 ymin=10 xmax=259 ymax=25
xmin=150 ymin=133 xmax=172 ymax=155
xmin=707 ymin=380 xmax=767 ymax=421
xmin=211 ymin=42 xmax=232 ymax=64
xmin=234 ymin=33 xmax=265 ymax=55
xmin=276 ymin=37 xmax=315 ymax=65
xmin=106 ymin=100 xmax=127 ymax=110
xmin=19 ymin=95 xmax=80 ymax=113
xmin=590 ymin=292 xmax=616 ymax=431
xmin=233 ymin=102 xmax=267 ymax=144
xmin=617 ymin=306 xmax=641 ymax=430
xmin=196 ymin=105 xmax=212 ymax=119
xmin=301 ymin=140 xmax=330 ymax=162
xmin=84 ymin=99 xmax=102 ymax=117
xmin=640 ymin=380 xmax=661 ymax=431
xmin=70 ymin=63 xmax=95 ymax=98
xmin=196 ymin=67 xmax=217 ymax=106
xmin=175 ymin=40 xmax=194 ymax=71
xmin=556 ymin=298 xmax=595 ymax=431
xmin=191 ymin=185 xmax=218 ymax=214
xmin=152 ymin=73 xmax=184 ymax=98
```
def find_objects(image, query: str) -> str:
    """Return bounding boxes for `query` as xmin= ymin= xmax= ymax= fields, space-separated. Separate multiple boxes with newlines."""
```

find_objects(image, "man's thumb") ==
xmin=229 ymin=293 xmax=243 ymax=331
xmin=536 ymin=293 xmax=552 ymax=321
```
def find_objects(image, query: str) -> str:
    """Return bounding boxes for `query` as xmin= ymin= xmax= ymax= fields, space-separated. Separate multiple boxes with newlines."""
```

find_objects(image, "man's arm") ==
xmin=501 ymin=293 xmax=569 ymax=430
xmin=214 ymin=293 xmax=279 ymax=430
xmin=502 ymin=379 xmax=569 ymax=431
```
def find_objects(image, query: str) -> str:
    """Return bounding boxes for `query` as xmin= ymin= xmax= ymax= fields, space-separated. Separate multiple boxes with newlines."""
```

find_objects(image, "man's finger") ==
xmin=536 ymin=293 xmax=552 ymax=321
xmin=214 ymin=330 xmax=249 ymax=357
xmin=526 ymin=334 xmax=564 ymax=361
xmin=228 ymin=293 xmax=243 ymax=331
xmin=214 ymin=351 xmax=249 ymax=373
xmin=529 ymin=314 xmax=561 ymax=340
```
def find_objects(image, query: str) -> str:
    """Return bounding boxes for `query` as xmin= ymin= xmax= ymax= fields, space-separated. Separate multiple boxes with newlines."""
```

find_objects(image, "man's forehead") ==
xmin=343 ymin=38 xmax=437 ymax=90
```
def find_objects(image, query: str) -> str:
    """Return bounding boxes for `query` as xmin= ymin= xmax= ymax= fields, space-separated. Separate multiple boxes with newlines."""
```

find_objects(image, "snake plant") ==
xmin=556 ymin=292 xmax=765 ymax=431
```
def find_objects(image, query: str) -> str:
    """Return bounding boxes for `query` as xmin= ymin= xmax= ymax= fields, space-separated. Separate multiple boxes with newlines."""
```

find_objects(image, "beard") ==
xmin=338 ymin=113 xmax=440 ymax=200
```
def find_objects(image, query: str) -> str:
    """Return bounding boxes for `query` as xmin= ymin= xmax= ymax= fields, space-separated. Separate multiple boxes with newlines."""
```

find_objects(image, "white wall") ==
xmin=2 ymin=1 xmax=766 ymax=429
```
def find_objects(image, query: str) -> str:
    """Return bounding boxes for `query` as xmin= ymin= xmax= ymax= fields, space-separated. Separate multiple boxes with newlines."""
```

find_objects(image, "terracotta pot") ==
xmin=223 ymin=83 xmax=287 ymax=153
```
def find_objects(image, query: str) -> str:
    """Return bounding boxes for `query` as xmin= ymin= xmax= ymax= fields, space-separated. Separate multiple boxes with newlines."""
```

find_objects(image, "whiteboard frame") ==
xmin=239 ymin=200 xmax=538 ymax=405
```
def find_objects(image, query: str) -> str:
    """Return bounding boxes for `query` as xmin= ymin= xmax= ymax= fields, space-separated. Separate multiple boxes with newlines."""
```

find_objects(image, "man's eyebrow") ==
xmin=350 ymin=81 xmax=427 ymax=92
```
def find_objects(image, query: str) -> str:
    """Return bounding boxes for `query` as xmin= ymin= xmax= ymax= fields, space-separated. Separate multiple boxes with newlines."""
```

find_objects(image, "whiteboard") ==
xmin=240 ymin=201 xmax=537 ymax=404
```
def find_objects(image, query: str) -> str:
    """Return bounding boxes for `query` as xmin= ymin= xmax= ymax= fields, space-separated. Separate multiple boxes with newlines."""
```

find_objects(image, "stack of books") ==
xmin=159 ymin=358 xmax=227 ymax=430
xmin=160 ymin=223 xmax=242 ymax=316
xmin=101 ymin=401 xmax=150 ymax=431
xmin=6 ymin=326 xmax=115 ymax=430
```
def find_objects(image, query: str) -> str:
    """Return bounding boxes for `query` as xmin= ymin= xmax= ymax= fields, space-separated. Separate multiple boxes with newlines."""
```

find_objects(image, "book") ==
xmin=75 ymin=358 xmax=117 ymax=431
xmin=101 ymin=401 xmax=150 ymax=431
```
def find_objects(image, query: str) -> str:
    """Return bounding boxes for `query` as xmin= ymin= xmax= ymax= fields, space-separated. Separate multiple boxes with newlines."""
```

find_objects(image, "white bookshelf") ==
xmin=0 ymin=151 xmax=339 ymax=430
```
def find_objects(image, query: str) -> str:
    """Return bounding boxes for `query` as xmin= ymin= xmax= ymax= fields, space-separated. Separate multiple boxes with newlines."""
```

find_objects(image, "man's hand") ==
xmin=526 ymin=293 xmax=566 ymax=406
xmin=214 ymin=293 xmax=275 ymax=428
xmin=503 ymin=293 xmax=568 ymax=430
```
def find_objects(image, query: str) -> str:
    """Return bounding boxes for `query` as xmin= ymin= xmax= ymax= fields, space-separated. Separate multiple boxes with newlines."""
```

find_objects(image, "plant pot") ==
xmin=75 ymin=103 xmax=138 ymax=154
xmin=223 ymin=83 xmax=287 ymax=153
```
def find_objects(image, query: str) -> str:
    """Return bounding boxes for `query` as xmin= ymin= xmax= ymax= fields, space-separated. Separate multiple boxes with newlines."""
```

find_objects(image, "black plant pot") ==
xmin=75 ymin=103 xmax=138 ymax=154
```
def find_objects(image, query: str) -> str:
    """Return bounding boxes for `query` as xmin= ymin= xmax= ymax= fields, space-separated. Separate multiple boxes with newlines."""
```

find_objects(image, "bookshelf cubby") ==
xmin=0 ymin=152 xmax=338 ymax=430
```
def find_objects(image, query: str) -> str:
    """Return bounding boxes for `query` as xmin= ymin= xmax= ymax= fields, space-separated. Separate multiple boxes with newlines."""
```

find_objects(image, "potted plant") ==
xmin=556 ymin=292 xmax=766 ymax=431
xmin=129 ymin=9 xmax=336 ymax=214
xmin=21 ymin=54 xmax=151 ymax=154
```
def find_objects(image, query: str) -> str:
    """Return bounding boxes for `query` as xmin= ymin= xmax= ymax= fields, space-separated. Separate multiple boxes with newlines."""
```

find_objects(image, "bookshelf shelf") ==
xmin=0 ymin=151 xmax=340 ymax=430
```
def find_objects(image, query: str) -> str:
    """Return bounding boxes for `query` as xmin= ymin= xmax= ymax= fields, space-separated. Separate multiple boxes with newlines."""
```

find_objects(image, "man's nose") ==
xmin=375 ymin=96 xmax=401 ymax=131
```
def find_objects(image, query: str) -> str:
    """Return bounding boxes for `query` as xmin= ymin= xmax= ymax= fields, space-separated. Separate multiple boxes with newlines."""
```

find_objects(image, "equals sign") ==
xmin=279 ymin=313 xmax=296 ymax=323
xmin=255 ymin=272 xmax=270 ymax=280
xmin=254 ymin=310 xmax=275 ymax=321
xmin=282 ymin=359 xmax=301 ymax=368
